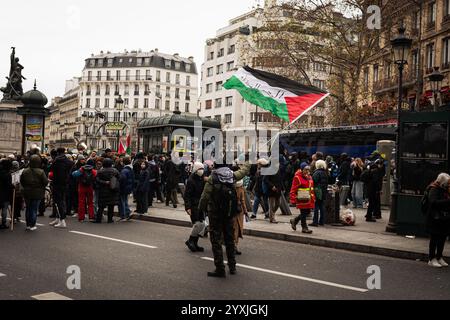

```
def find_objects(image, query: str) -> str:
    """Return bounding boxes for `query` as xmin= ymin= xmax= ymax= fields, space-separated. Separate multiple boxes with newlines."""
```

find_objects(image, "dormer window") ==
xmin=98 ymin=59 xmax=104 ymax=67
xmin=107 ymin=59 xmax=113 ymax=67
xmin=185 ymin=63 xmax=191 ymax=72
xmin=175 ymin=62 xmax=181 ymax=70
xmin=89 ymin=59 xmax=95 ymax=67
xmin=165 ymin=59 xmax=171 ymax=68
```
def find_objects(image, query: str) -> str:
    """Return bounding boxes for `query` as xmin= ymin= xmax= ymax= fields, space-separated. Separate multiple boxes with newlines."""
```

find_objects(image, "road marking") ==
xmin=31 ymin=292 xmax=72 ymax=300
xmin=201 ymin=257 xmax=368 ymax=293
xmin=19 ymin=221 xmax=45 ymax=227
xmin=0 ymin=273 xmax=6 ymax=278
xmin=70 ymin=231 xmax=157 ymax=249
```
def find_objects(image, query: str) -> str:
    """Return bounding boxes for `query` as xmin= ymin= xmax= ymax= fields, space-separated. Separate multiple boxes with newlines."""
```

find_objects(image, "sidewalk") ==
xmin=131 ymin=200 xmax=450 ymax=261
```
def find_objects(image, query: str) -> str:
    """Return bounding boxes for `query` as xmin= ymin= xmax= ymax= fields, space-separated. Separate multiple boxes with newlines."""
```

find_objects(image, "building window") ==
xmin=428 ymin=1 xmax=436 ymax=26
xmin=228 ymin=45 xmax=235 ymax=54
xmin=166 ymin=72 xmax=170 ymax=83
xmin=134 ymin=85 xmax=140 ymax=95
xmin=114 ymin=85 xmax=119 ymax=95
xmin=98 ymin=59 xmax=103 ymax=67
xmin=185 ymin=63 xmax=191 ymax=72
xmin=146 ymin=70 xmax=151 ymax=80
xmin=412 ymin=50 xmax=419 ymax=76
xmin=155 ymin=99 xmax=160 ymax=109
xmin=363 ymin=68 xmax=369 ymax=90
xmin=134 ymin=98 xmax=139 ymax=108
xmin=144 ymin=58 xmax=150 ymax=66
xmin=143 ymin=112 xmax=148 ymax=119
xmin=186 ymin=76 xmax=191 ymax=86
xmin=144 ymin=98 xmax=149 ymax=108
xmin=215 ymin=98 xmax=222 ymax=108
xmin=124 ymin=98 xmax=129 ymax=107
xmin=95 ymin=85 xmax=100 ymax=95
xmin=87 ymin=71 xmax=92 ymax=81
xmin=175 ymin=101 xmax=180 ymax=111
xmin=105 ymin=99 xmax=110 ymax=108
xmin=225 ymin=96 xmax=233 ymax=106
xmin=97 ymin=71 xmax=101 ymax=81
xmin=207 ymin=67 xmax=213 ymax=77
xmin=313 ymin=79 xmax=326 ymax=90
xmin=205 ymin=100 xmax=212 ymax=109
xmin=216 ymin=64 xmax=224 ymax=74
xmin=214 ymin=115 xmax=222 ymax=122
xmin=123 ymin=112 xmax=128 ymax=122
xmin=165 ymin=100 xmax=170 ymax=110
xmin=86 ymin=98 xmax=91 ymax=108
xmin=116 ymin=70 xmax=120 ymax=81
xmin=144 ymin=84 xmax=150 ymax=95
xmin=156 ymin=71 xmax=161 ymax=82
xmin=95 ymin=98 xmax=100 ymax=108
xmin=217 ymin=48 xmax=224 ymax=57
xmin=124 ymin=85 xmax=129 ymax=95
xmin=185 ymin=103 xmax=189 ymax=113
xmin=136 ymin=70 xmax=140 ymax=81
xmin=443 ymin=38 xmax=450 ymax=69
xmin=165 ymin=59 xmax=171 ymax=68
xmin=105 ymin=85 xmax=110 ymax=95
xmin=185 ymin=89 xmax=190 ymax=100
xmin=137 ymin=58 xmax=142 ymax=67
xmin=227 ymin=61 xmax=234 ymax=71
xmin=373 ymin=64 xmax=379 ymax=83
xmin=156 ymin=85 xmax=161 ymax=97
xmin=107 ymin=58 xmax=113 ymax=67
xmin=176 ymin=74 xmax=180 ymax=84
xmin=206 ymin=84 xmax=212 ymax=93
xmin=86 ymin=85 xmax=91 ymax=96
xmin=225 ymin=114 xmax=232 ymax=124
xmin=114 ymin=112 xmax=120 ymax=122
xmin=175 ymin=88 xmax=180 ymax=99
xmin=166 ymin=86 xmax=171 ymax=98
xmin=426 ymin=43 xmax=435 ymax=71
xmin=107 ymin=71 xmax=112 ymax=81
xmin=208 ymin=52 xmax=214 ymax=61
xmin=89 ymin=60 xmax=95 ymax=67
xmin=126 ymin=70 xmax=130 ymax=81
xmin=175 ymin=62 xmax=181 ymax=70
xmin=216 ymin=81 xmax=223 ymax=91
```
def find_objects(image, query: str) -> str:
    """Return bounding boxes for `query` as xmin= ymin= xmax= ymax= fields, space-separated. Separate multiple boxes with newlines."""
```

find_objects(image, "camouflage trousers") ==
xmin=208 ymin=214 xmax=236 ymax=272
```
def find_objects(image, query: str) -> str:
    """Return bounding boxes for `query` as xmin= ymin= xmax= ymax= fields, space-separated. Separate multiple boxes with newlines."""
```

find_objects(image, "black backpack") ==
xmin=421 ymin=186 xmax=432 ymax=216
xmin=211 ymin=173 xmax=240 ymax=218
xmin=80 ymin=169 xmax=95 ymax=187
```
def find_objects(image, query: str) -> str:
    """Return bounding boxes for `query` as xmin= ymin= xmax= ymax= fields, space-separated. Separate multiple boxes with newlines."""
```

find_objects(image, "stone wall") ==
xmin=0 ymin=102 xmax=23 ymax=155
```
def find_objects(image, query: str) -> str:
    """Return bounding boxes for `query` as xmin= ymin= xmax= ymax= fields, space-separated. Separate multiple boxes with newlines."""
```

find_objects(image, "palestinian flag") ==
xmin=125 ymin=135 xmax=131 ymax=155
xmin=223 ymin=66 xmax=329 ymax=124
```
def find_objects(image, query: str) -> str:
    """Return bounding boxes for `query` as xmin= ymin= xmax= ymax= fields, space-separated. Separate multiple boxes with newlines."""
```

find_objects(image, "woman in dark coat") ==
xmin=135 ymin=161 xmax=150 ymax=214
xmin=426 ymin=173 xmax=450 ymax=268
xmin=184 ymin=162 xmax=206 ymax=252
xmin=95 ymin=158 xmax=120 ymax=223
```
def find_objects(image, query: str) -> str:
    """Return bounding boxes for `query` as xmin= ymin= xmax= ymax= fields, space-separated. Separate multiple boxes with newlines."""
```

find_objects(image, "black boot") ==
xmin=193 ymin=237 xmax=204 ymax=252
xmin=185 ymin=236 xmax=197 ymax=252
xmin=229 ymin=265 xmax=237 ymax=275
xmin=207 ymin=269 xmax=226 ymax=278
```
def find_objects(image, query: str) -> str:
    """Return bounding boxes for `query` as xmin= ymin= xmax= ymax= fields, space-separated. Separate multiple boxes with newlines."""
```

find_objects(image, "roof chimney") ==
xmin=188 ymin=56 xmax=194 ymax=62
xmin=154 ymin=48 xmax=158 ymax=53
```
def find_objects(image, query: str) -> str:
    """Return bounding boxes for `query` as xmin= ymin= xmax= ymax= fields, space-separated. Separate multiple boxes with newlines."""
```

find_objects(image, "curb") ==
xmin=132 ymin=214 xmax=441 ymax=262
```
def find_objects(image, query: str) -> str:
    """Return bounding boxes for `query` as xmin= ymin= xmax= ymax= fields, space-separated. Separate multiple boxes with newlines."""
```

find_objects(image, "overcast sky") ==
xmin=0 ymin=0 xmax=262 ymax=104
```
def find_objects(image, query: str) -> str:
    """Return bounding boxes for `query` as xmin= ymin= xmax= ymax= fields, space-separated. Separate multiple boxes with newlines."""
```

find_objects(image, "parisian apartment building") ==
xmin=78 ymin=49 xmax=198 ymax=151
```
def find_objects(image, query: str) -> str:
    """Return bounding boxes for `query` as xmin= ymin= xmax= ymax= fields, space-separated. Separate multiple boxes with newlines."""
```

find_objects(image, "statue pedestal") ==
xmin=0 ymin=101 xmax=23 ymax=155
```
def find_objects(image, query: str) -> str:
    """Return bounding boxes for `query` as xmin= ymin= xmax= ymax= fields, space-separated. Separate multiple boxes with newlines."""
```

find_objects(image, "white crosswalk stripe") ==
xmin=70 ymin=231 xmax=157 ymax=249
xmin=31 ymin=292 xmax=72 ymax=300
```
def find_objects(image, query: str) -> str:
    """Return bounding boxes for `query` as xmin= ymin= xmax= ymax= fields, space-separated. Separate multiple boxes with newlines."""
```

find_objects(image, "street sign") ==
xmin=105 ymin=122 xmax=126 ymax=131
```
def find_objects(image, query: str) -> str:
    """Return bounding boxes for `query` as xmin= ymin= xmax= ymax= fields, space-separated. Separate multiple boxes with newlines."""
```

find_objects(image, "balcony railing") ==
xmin=373 ymin=70 xmax=418 ymax=93
xmin=442 ymin=62 xmax=450 ymax=70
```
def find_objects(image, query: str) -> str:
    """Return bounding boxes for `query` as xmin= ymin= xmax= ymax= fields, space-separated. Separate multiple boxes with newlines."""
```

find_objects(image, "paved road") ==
xmin=1 ymin=215 xmax=450 ymax=300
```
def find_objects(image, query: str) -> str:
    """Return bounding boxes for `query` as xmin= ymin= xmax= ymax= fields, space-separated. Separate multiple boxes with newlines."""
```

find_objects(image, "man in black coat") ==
xmin=95 ymin=158 xmax=120 ymax=223
xmin=263 ymin=167 xmax=284 ymax=224
xmin=361 ymin=161 xmax=384 ymax=222
xmin=163 ymin=156 xmax=180 ymax=208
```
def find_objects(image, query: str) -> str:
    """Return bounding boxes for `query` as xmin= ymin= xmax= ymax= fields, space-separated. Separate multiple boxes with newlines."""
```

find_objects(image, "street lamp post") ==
xmin=386 ymin=26 xmax=412 ymax=233
xmin=115 ymin=94 xmax=124 ymax=152
xmin=428 ymin=67 xmax=444 ymax=112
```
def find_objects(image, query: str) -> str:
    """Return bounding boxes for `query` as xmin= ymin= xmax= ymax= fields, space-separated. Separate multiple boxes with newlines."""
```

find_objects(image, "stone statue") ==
xmin=1 ymin=47 xmax=26 ymax=102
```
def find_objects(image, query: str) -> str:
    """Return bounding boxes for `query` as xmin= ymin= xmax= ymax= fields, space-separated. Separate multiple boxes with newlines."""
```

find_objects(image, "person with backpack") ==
xmin=94 ymin=158 xmax=120 ymax=223
xmin=184 ymin=162 xmax=206 ymax=252
xmin=119 ymin=156 xmax=134 ymax=221
xmin=72 ymin=164 xmax=97 ymax=222
xmin=423 ymin=173 xmax=450 ymax=268
xmin=289 ymin=163 xmax=314 ymax=234
xmin=199 ymin=161 xmax=251 ymax=278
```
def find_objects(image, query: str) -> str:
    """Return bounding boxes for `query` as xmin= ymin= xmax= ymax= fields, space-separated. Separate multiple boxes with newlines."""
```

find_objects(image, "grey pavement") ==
xmin=1 ymin=214 xmax=450 ymax=300
xmin=133 ymin=198 xmax=450 ymax=261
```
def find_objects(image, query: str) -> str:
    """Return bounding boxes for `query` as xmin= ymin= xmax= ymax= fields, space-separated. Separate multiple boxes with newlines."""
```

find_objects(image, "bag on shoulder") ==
xmin=296 ymin=177 xmax=312 ymax=202
xmin=211 ymin=174 xmax=240 ymax=218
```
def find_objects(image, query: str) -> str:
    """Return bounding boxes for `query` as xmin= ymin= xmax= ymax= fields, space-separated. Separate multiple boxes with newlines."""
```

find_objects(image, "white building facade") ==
xmin=79 ymin=49 xmax=198 ymax=151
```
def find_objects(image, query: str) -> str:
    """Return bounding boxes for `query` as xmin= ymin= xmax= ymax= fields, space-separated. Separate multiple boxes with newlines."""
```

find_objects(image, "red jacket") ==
xmin=76 ymin=167 xmax=97 ymax=192
xmin=290 ymin=170 xmax=315 ymax=210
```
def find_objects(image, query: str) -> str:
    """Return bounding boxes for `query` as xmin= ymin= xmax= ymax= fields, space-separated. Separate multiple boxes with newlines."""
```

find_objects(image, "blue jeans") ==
xmin=25 ymin=199 xmax=41 ymax=227
xmin=351 ymin=181 xmax=364 ymax=208
xmin=119 ymin=194 xmax=131 ymax=219
xmin=313 ymin=199 xmax=326 ymax=225
xmin=1 ymin=201 xmax=9 ymax=225
xmin=253 ymin=195 xmax=269 ymax=216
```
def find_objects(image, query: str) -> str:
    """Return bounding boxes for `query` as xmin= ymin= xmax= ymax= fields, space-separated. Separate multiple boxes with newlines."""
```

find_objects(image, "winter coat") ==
xmin=312 ymin=168 xmax=328 ymax=201
xmin=290 ymin=170 xmax=315 ymax=210
xmin=119 ymin=165 xmax=135 ymax=195
xmin=362 ymin=167 xmax=383 ymax=193
xmin=352 ymin=165 xmax=363 ymax=181
xmin=50 ymin=155 xmax=73 ymax=188
xmin=426 ymin=183 xmax=450 ymax=236
xmin=164 ymin=160 xmax=181 ymax=190
xmin=96 ymin=167 xmax=120 ymax=206
xmin=184 ymin=173 xmax=205 ymax=222
xmin=337 ymin=159 xmax=351 ymax=185
xmin=0 ymin=166 xmax=13 ymax=203
xmin=20 ymin=156 xmax=48 ymax=201
xmin=136 ymin=168 xmax=150 ymax=194
xmin=72 ymin=166 xmax=97 ymax=192
xmin=263 ymin=170 xmax=284 ymax=198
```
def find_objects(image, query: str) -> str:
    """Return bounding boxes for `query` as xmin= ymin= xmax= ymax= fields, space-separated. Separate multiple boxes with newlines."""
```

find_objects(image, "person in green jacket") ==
xmin=199 ymin=162 xmax=250 ymax=278
xmin=20 ymin=155 xmax=48 ymax=231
